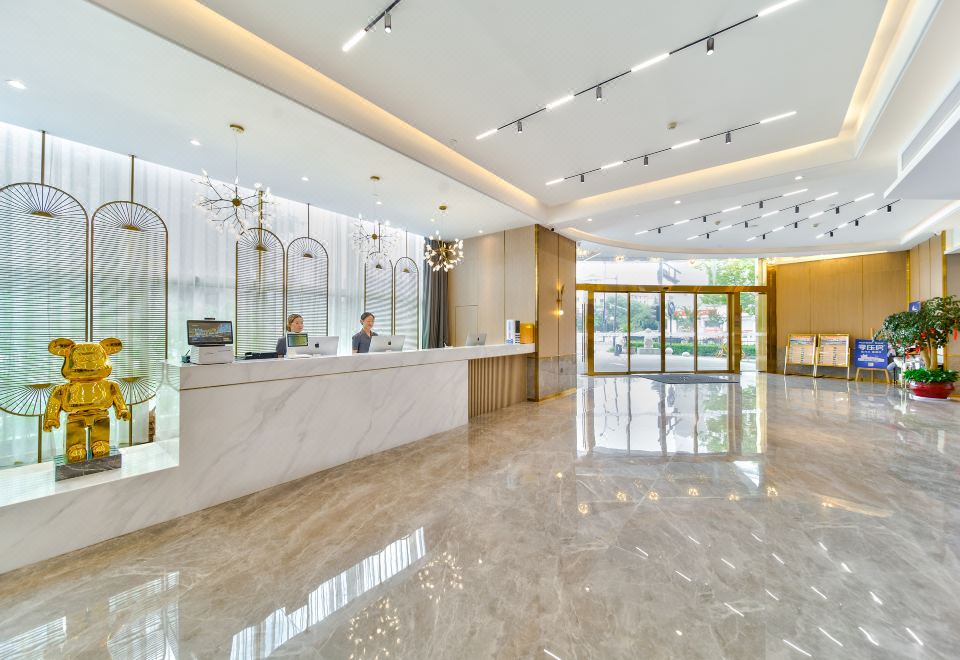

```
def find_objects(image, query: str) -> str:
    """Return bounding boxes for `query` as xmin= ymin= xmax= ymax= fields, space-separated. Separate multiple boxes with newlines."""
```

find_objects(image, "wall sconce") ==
xmin=556 ymin=283 xmax=565 ymax=316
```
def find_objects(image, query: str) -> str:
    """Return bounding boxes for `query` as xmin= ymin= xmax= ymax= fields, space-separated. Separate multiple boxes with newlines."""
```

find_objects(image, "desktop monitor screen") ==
xmin=187 ymin=320 xmax=234 ymax=346
xmin=286 ymin=332 xmax=309 ymax=348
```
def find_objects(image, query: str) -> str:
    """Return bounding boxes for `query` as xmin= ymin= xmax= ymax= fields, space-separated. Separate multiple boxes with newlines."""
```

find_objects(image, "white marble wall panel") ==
xmin=0 ymin=360 xmax=467 ymax=573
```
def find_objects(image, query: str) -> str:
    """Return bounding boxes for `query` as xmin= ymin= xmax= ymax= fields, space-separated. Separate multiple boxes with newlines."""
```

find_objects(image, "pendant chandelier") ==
xmin=195 ymin=124 xmax=271 ymax=235
xmin=424 ymin=205 xmax=463 ymax=272
xmin=352 ymin=175 xmax=398 ymax=261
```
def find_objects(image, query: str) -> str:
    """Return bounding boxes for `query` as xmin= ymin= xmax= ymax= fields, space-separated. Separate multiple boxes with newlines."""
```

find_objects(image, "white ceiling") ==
xmin=0 ymin=0 xmax=533 ymax=239
xmin=2 ymin=0 xmax=958 ymax=257
xmin=200 ymin=0 xmax=883 ymax=205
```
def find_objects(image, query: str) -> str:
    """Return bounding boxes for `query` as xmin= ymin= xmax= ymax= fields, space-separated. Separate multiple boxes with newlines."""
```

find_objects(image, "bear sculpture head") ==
xmin=48 ymin=338 xmax=122 ymax=382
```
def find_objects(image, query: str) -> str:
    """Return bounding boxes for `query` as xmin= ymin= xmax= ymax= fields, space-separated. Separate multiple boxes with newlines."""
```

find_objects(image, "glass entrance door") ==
xmin=664 ymin=293 xmax=695 ymax=372
xmin=628 ymin=292 xmax=661 ymax=372
xmin=695 ymin=293 xmax=731 ymax=371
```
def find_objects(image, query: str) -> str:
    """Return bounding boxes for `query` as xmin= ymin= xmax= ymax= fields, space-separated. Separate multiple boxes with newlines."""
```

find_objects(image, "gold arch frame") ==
xmin=236 ymin=226 xmax=286 ymax=356
xmin=393 ymin=256 xmax=420 ymax=346
xmin=285 ymin=237 xmax=330 ymax=336
xmin=363 ymin=252 xmax=394 ymax=334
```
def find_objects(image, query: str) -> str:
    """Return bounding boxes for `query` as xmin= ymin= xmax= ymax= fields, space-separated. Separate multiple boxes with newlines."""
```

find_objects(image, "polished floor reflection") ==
xmin=1 ymin=374 xmax=959 ymax=658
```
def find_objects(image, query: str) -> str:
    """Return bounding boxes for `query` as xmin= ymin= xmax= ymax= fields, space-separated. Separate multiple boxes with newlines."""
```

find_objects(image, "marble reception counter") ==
xmin=0 ymin=344 xmax=534 ymax=574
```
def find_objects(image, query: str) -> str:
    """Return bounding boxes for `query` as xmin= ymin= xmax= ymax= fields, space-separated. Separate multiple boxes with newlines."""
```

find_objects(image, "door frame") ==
xmin=581 ymin=284 xmax=767 ymax=376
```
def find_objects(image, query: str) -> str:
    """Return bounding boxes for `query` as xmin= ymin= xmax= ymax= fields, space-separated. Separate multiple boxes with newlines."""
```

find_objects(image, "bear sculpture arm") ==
xmin=43 ymin=385 xmax=66 ymax=432
xmin=109 ymin=381 xmax=130 ymax=421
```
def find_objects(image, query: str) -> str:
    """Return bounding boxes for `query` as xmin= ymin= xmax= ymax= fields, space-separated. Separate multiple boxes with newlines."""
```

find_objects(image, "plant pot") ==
xmin=907 ymin=381 xmax=955 ymax=399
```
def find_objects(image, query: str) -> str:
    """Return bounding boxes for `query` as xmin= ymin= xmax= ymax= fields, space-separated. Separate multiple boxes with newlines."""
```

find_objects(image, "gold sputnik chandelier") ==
xmin=195 ymin=124 xmax=271 ymax=235
xmin=352 ymin=175 xmax=398 ymax=263
xmin=424 ymin=204 xmax=463 ymax=272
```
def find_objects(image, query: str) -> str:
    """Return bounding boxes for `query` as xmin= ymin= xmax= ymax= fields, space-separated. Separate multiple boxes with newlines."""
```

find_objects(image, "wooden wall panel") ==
xmin=558 ymin=235 xmax=577 ymax=356
xmin=536 ymin=227 xmax=560 ymax=359
xmin=504 ymin=225 xmax=536 ymax=325
xmin=476 ymin=234 xmax=505 ymax=344
xmin=910 ymin=234 xmax=945 ymax=302
xmin=775 ymin=261 xmax=811 ymax=346
xmin=468 ymin=355 xmax=528 ymax=417
xmin=810 ymin=257 xmax=863 ymax=338
xmin=863 ymin=251 xmax=909 ymax=337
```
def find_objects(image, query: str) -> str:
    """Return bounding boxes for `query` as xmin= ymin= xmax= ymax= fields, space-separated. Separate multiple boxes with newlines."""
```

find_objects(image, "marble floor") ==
xmin=1 ymin=374 xmax=959 ymax=659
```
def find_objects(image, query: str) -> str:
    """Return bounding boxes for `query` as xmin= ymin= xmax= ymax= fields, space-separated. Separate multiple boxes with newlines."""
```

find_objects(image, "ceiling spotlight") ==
xmin=643 ymin=155 xmax=649 ymax=166
xmin=829 ymin=231 xmax=834 ymax=237
xmin=835 ymin=207 xmax=840 ymax=214
xmin=795 ymin=175 xmax=803 ymax=180
xmin=887 ymin=204 xmax=892 ymax=212
xmin=657 ymin=228 xmax=662 ymax=234
xmin=794 ymin=222 xmax=799 ymax=229
xmin=706 ymin=37 xmax=715 ymax=55
xmin=384 ymin=12 xmax=392 ymax=32
xmin=476 ymin=128 xmax=497 ymax=140
xmin=795 ymin=206 xmax=799 ymax=213
xmin=586 ymin=218 xmax=593 ymax=222
xmin=580 ymin=174 xmax=585 ymax=183
xmin=702 ymin=216 xmax=708 ymax=222
xmin=5 ymin=79 xmax=26 ymax=90
xmin=854 ymin=219 xmax=860 ymax=226
xmin=189 ymin=139 xmax=201 ymax=146
xmin=342 ymin=29 xmax=367 ymax=52
xmin=762 ymin=234 xmax=766 ymax=240
xmin=596 ymin=86 xmax=603 ymax=102
xmin=706 ymin=233 xmax=711 ymax=240
xmin=725 ymin=131 xmax=731 ymax=144
xmin=516 ymin=120 xmax=523 ymax=134
xmin=759 ymin=200 xmax=764 ymax=209
xmin=674 ymin=200 xmax=681 ymax=205
xmin=301 ymin=176 xmax=309 ymax=182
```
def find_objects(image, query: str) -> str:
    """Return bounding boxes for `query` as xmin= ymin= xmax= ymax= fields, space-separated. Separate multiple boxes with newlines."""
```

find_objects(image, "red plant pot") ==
xmin=908 ymin=381 xmax=955 ymax=399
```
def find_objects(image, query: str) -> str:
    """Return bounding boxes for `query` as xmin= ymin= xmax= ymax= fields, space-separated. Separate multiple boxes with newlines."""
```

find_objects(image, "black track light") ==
xmin=596 ymin=86 xmax=603 ymax=102
xmin=706 ymin=233 xmax=710 ymax=239
xmin=887 ymin=204 xmax=892 ymax=212
xmin=384 ymin=12 xmax=392 ymax=32
xmin=643 ymin=155 xmax=649 ymax=166
xmin=759 ymin=200 xmax=764 ymax=209
xmin=725 ymin=131 xmax=731 ymax=144
xmin=835 ymin=206 xmax=840 ymax=214
xmin=795 ymin=205 xmax=799 ymax=213
xmin=854 ymin=219 xmax=860 ymax=227
xmin=702 ymin=216 xmax=707 ymax=223
xmin=706 ymin=37 xmax=715 ymax=55
xmin=580 ymin=173 xmax=585 ymax=183
xmin=762 ymin=234 xmax=766 ymax=240
xmin=516 ymin=120 xmax=522 ymax=134
xmin=794 ymin=222 xmax=798 ymax=229
xmin=744 ymin=221 xmax=749 ymax=228
xmin=657 ymin=227 xmax=662 ymax=234
xmin=829 ymin=231 xmax=834 ymax=237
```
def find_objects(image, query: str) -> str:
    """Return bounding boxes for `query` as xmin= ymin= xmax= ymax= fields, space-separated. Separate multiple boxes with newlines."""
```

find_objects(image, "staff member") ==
xmin=276 ymin=313 xmax=303 ymax=357
xmin=352 ymin=312 xmax=378 ymax=353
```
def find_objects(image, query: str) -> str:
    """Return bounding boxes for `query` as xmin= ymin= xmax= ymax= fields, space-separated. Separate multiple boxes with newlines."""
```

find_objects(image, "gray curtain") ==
xmin=422 ymin=240 xmax=449 ymax=348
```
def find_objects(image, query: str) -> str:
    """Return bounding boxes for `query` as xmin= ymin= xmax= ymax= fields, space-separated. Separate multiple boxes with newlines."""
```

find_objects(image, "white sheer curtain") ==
xmin=0 ymin=121 xmax=423 ymax=466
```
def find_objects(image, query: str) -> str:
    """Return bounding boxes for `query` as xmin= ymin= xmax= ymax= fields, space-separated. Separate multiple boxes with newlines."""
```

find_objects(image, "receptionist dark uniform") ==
xmin=352 ymin=312 xmax=377 ymax=353
xmin=276 ymin=313 xmax=303 ymax=357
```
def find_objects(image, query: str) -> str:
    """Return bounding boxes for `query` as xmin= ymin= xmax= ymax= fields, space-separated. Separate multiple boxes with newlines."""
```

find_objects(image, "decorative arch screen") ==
xmin=236 ymin=228 xmax=285 ymax=356
xmin=0 ymin=183 xmax=88 ymax=418
xmin=91 ymin=201 xmax=168 ymax=404
xmin=286 ymin=237 xmax=329 ymax=336
xmin=364 ymin=255 xmax=393 ymax=334
xmin=393 ymin=257 xmax=419 ymax=348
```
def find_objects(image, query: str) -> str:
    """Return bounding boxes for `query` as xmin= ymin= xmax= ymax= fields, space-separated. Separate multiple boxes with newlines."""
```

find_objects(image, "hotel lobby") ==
xmin=2 ymin=1 xmax=960 ymax=658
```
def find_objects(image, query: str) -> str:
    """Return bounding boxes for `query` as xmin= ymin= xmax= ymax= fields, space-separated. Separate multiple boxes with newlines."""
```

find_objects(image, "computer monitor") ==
xmin=286 ymin=332 xmax=309 ymax=348
xmin=368 ymin=335 xmax=405 ymax=353
xmin=465 ymin=333 xmax=487 ymax=346
xmin=187 ymin=319 xmax=233 ymax=346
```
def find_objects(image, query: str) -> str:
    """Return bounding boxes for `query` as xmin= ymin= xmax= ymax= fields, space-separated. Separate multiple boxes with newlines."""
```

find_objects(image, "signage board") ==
xmin=854 ymin=339 xmax=888 ymax=369
xmin=909 ymin=300 xmax=921 ymax=312
xmin=786 ymin=334 xmax=817 ymax=366
xmin=817 ymin=334 xmax=850 ymax=368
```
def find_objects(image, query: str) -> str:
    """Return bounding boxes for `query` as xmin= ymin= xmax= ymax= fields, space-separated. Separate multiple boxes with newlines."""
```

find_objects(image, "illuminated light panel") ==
xmin=342 ymin=29 xmax=367 ymax=52
xmin=476 ymin=128 xmax=497 ymax=140
xmin=781 ymin=188 xmax=807 ymax=197
xmin=671 ymin=138 xmax=701 ymax=150
xmin=760 ymin=111 xmax=797 ymax=124
xmin=815 ymin=192 xmax=838 ymax=200
xmin=761 ymin=210 xmax=779 ymax=217
xmin=631 ymin=52 xmax=670 ymax=72
xmin=854 ymin=193 xmax=874 ymax=201
xmin=601 ymin=160 xmax=624 ymax=170
xmin=722 ymin=205 xmax=742 ymax=213
xmin=674 ymin=219 xmax=690 ymax=225
xmin=545 ymin=178 xmax=564 ymax=186
xmin=864 ymin=209 xmax=878 ymax=216
xmin=759 ymin=0 xmax=803 ymax=18
xmin=809 ymin=211 xmax=824 ymax=218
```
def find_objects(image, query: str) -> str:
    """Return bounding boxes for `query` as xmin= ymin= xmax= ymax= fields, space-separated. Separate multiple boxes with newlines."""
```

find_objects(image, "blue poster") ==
xmin=855 ymin=339 xmax=888 ymax=369
xmin=909 ymin=300 xmax=921 ymax=312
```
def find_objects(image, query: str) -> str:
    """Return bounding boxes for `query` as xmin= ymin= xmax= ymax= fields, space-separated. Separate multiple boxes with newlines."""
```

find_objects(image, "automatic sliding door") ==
xmin=665 ymin=293 xmax=695 ymax=372
xmin=592 ymin=291 xmax=628 ymax=373
xmin=628 ymin=292 xmax=661 ymax=372
xmin=696 ymin=293 xmax=730 ymax=371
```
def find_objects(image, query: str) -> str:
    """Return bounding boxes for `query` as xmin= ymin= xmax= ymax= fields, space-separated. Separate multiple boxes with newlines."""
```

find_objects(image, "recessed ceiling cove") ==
xmin=201 ymin=0 xmax=884 ymax=204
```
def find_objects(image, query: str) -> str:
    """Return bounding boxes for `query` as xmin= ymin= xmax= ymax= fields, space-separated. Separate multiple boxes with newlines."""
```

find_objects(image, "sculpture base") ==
xmin=54 ymin=449 xmax=122 ymax=481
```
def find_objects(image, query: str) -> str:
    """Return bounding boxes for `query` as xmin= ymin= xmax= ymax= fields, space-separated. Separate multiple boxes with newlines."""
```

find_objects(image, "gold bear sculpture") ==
xmin=43 ymin=338 xmax=130 ymax=463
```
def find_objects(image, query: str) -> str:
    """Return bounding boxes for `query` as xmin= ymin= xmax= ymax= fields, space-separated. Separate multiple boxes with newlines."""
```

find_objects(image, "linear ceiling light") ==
xmin=476 ymin=129 xmax=497 ymax=141
xmin=546 ymin=94 xmax=575 ymax=110
xmin=815 ymin=192 xmax=837 ymax=200
xmin=546 ymin=178 xmax=565 ymax=186
xmin=553 ymin=112 xmax=797 ymax=185
xmin=854 ymin=193 xmax=874 ymax=202
xmin=601 ymin=161 xmax=624 ymax=170
xmin=342 ymin=0 xmax=404 ymax=52
xmin=901 ymin=200 xmax=955 ymax=244
xmin=722 ymin=205 xmax=742 ymax=213
xmin=760 ymin=111 xmax=797 ymax=124
xmin=477 ymin=2 xmax=804 ymax=139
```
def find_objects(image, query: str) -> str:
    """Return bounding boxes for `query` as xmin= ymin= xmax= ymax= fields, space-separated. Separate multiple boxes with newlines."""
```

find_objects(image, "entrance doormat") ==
xmin=637 ymin=374 xmax=740 ymax=385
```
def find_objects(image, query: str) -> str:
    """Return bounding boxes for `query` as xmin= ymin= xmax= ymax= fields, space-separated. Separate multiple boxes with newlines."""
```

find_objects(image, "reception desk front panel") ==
xmin=0 ymin=344 xmax=534 ymax=574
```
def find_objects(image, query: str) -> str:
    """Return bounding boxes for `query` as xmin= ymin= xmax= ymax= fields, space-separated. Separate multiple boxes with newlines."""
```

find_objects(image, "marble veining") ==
xmin=1 ymin=374 xmax=959 ymax=659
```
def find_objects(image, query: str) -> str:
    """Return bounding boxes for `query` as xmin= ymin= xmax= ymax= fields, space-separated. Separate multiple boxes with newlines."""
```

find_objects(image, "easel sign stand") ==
xmin=784 ymin=334 xmax=817 ymax=376
xmin=816 ymin=334 xmax=851 ymax=380
xmin=853 ymin=338 xmax=891 ymax=383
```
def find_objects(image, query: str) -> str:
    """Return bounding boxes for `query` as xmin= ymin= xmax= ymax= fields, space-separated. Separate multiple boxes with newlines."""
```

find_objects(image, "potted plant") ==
xmin=876 ymin=295 xmax=960 ymax=398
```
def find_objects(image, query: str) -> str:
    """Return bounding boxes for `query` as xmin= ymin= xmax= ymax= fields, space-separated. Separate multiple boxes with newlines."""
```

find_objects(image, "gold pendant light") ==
xmin=424 ymin=204 xmax=463 ymax=272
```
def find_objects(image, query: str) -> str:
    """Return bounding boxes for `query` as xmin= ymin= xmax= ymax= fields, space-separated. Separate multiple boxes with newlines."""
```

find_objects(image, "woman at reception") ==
xmin=275 ymin=313 xmax=303 ymax=357
xmin=352 ymin=312 xmax=378 ymax=354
